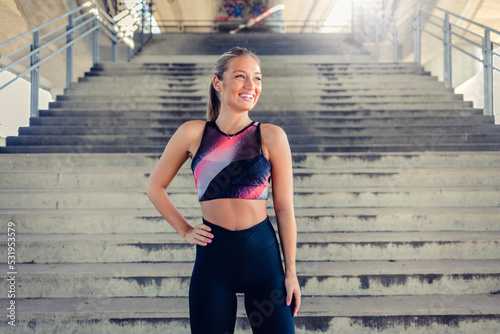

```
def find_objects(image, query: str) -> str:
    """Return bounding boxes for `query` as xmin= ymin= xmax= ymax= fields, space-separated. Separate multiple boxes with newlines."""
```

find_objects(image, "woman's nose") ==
xmin=244 ymin=77 xmax=254 ymax=89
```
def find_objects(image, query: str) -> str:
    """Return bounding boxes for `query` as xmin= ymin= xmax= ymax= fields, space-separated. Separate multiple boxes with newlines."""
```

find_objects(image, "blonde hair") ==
xmin=207 ymin=47 xmax=260 ymax=121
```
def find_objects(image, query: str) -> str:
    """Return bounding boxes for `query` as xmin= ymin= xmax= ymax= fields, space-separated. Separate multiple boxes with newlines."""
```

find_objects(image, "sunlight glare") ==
xmin=321 ymin=0 xmax=352 ymax=33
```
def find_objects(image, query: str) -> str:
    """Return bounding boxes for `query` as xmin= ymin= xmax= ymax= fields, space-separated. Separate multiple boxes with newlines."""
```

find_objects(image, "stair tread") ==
xmin=7 ymin=231 xmax=500 ymax=243
xmin=5 ymin=294 xmax=500 ymax=317
xmin=1 ymin=186 xmax=498 ymax=192
xmin=10 ymin=132 xmax=500 ymax=139
xmin=1 ymin=206 xmax=500 ymax=215
xmin=2 ymin=167 xmax=499 ymax=173
xmin=2 ymin=259 xmax=499 ymax=276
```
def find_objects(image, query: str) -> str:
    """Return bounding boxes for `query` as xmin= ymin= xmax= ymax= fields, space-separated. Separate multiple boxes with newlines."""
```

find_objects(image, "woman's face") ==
xmin=214 ymin=56 xmax=262 ymax=113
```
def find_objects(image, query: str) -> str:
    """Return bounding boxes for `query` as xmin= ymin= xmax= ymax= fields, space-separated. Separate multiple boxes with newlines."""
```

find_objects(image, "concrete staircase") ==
xmin=1 ymin=33 xmax=500 ymax=333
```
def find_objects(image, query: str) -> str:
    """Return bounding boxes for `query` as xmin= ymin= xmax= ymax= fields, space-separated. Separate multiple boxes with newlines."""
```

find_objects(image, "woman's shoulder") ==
xmin=259 ymin=122 xmax=287 ymax=141
xmin=174 ymin=120 xmax=208 ymax=157
xmin=259 ymin=123 xmax=289 ymax=161
xmin=177 ymin=120 xmax=207 ymax=136
xmin=181 ymin=119 xmax=207 ymax=129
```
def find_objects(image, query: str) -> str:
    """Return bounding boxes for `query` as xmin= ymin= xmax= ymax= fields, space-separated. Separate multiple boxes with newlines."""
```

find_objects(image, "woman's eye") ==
xmin=255 ymin=77 xmax=262 ymax=81
xmin=236 ymin=75 xmax=244 ymax=78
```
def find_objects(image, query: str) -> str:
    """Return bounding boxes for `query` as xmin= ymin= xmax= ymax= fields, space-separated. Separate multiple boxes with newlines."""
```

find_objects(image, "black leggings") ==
xmin=189 ymin=217 xmax=295 ymax=333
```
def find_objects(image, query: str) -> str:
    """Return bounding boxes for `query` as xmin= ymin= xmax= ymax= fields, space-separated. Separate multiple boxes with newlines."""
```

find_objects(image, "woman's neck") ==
xmin=215 ymin=112 xmax=252 ymax=135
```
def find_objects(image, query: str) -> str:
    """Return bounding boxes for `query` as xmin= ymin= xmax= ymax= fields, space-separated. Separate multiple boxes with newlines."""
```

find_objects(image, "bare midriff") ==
xmin=200 ymin=198 xmax=268 ymax=231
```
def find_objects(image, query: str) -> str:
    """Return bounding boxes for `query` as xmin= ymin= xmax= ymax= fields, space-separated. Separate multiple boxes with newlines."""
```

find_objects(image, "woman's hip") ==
xmin=198 ymin=216 xmax=278 ymax=257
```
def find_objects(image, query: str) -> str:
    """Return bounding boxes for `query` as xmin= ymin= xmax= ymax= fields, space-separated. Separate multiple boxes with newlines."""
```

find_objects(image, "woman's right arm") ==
xmin=146 ymin=121 xmax=213 ymax=246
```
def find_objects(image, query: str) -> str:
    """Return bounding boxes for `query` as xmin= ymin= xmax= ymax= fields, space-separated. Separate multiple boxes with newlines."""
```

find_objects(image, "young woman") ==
xmin=147 ymin=47 xmax=301 ymax=333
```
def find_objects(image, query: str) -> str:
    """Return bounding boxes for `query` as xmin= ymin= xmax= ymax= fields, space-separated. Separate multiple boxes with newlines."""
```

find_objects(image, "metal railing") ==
xmin=367 ymin=0 xmax=499 ymax=116
xmin=0 ymin=0 xmax=152 ymax=118
xmin=155 ymin=19 xmax=351 ymax=34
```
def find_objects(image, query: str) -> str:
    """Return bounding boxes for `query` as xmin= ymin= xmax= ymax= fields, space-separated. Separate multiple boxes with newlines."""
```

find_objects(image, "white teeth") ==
xmin=240 ymin=94 xmax=253 ymax=99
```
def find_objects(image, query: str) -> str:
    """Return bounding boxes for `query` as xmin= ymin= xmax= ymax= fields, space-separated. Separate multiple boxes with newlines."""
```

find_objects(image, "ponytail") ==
xmin=206 ymin=46 xmax=260 ymax=121
xmin=207 ymin=80 xmax=220 ymax=121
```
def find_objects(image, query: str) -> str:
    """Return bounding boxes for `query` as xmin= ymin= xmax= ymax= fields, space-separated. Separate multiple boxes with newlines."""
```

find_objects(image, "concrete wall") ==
xmin=455 ymin=48 xmax=500 ymax=124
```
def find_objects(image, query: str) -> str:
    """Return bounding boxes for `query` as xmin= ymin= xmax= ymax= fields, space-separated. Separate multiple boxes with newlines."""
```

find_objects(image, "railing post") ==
xmin=92 ymin=15 xmax=99 ymax=65
xmin=443 ymin=12 xmax=452 ymax=87
xmin=392 ymin=18 xmax=398 ymax=62
xmin=149 ymin=1 xmax=154 ymax=38
xmin=66 ymin=14 xmax=74 ymax=89
xmin=30 ymin=31 xmax=40 ymax=118
xmin=111 ymin=31 xmax=117 ymax=62
xmin=141 ymin=0 xmax=146 ymax=47
xmin=413 ymin=3 xmax=421 ymax=64
xmin=483 ymin=29 xmax=494 ymax=116
xmin=128 ymin=45 xmax=133 ymax=62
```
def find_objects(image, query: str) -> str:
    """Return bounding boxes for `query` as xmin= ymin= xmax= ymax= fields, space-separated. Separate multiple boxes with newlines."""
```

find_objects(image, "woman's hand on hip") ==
xmin=184 ymin=224 xmax=213 ymax=246
xmin=285 ymin=273 xmax=301 ymax=317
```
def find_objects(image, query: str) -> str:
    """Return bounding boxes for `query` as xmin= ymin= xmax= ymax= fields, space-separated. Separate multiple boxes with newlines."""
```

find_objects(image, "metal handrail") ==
xmin=0 ymin=0 xmax=153 ymax=118
xmin=0 ymin=2 xmax=93 ymax=49
xmin=155 ymin=19 xmax=349 ymax=33
xmin=1 ymin=15 xmax=96 ymax=75
xmin=364 ymin=0 xmax=499 ymax=116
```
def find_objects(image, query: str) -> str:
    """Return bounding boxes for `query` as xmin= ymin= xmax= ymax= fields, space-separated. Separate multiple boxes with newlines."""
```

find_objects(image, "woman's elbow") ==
xmin=146 ymin=178 xmax=163 ymax=201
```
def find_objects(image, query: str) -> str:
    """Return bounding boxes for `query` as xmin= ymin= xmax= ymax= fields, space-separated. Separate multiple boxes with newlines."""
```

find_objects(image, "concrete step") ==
xmin=19 ymin=123 xmax=500 ymax=136
xmin=60 ymin=87 xmax=456 ymax=98
xmin=76 ymin=69 xmax=437 ymax=77
xmin=3 ymin=142 xmax=500 ymax=153
xmin=66 ymin=80 xmax=450 ymax=93
xmin=87 ymin=66 xmax=427 ymax=74
xmin=89 ymin=62 xmax=424 ymax=69
xmin=5 ymin=231 xmax=500 ymax=263
xmin=1 ymin=168 xmax=499 ymax=189
xmin=45 ymin=95 xmax=472 ymax=112
xmin=133 ymin=54 xmax=376 ymax=64
xmin=2 ymin=207 xmax=499 ymax=234
xmin=2 ymin=294 xmax=499 ymax=333
xmin=75 ymin=75 xmax=442 ymax=84
xmin=2 ymin=260 xmax=499 ymax=298
xmin=1 ymin=186 xmax=500 ymax=209
xmin=35 ymin=108 xmax=483 ymax=119
xmin=55 ymin=92 xmax=463 ymax=103
xmin=0 ymin=152 xmax=498 ymax=170
xmin=26 ymin=113 xmax=494 ymax=129
xmin=7 ymin=132 xmax=500 ymax=147
xmin=94 ymin=61 xmax=420 ymax=69
xmin=46 ymin=100 xmax=474 ymax=110
xmin=86 ymin=63 xmax=426 ymax=70
xmin=83 ymin=68 xmax=430 ymax=77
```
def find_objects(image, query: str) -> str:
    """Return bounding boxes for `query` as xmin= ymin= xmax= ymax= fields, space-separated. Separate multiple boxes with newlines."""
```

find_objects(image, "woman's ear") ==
xmin=212 ymin=76 xmax=222 ymax=92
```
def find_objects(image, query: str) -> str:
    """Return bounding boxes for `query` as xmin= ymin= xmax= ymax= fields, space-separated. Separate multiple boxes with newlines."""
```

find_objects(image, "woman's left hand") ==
xmin=285 ymin=273 xmax=301 ymax=317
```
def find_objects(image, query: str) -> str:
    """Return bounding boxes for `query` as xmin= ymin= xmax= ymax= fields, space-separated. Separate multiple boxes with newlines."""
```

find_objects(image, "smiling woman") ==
xmin=146 ymin=46 xmax=300 ymax=333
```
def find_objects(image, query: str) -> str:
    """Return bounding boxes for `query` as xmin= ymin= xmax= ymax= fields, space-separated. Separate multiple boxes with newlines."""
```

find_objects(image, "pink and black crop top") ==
xmin=191 ymin=121 xmax=271 ymax=202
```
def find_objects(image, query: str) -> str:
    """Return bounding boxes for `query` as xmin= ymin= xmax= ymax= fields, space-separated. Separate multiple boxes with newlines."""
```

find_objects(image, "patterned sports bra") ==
xmin=191 ymin=121 xmax=271 ymax=202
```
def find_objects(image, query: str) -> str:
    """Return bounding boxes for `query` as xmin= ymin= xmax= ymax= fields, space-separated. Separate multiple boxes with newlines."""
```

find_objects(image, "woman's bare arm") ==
xmin=262 ymin=123 xmax=301 ymax=316
xmin=146 ymin=120 xmax=213 ymax=246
